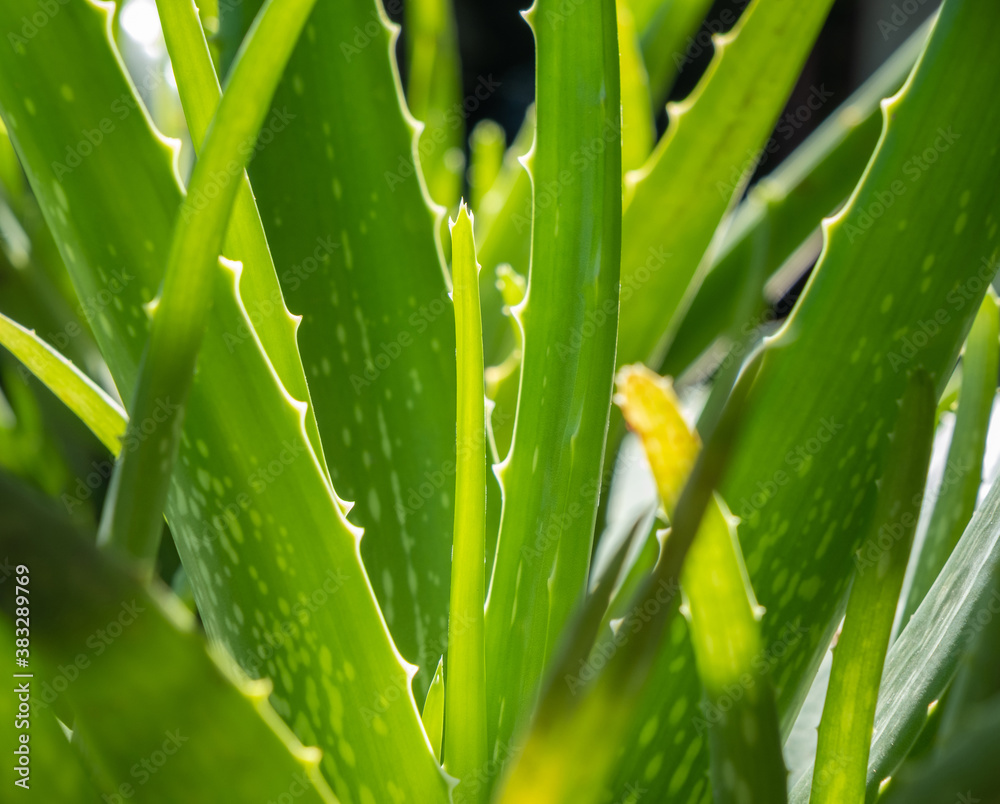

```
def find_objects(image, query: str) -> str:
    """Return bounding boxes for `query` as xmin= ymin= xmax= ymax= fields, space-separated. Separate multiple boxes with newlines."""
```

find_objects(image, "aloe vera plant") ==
xmin=3 ymin=0 xmax=1000 ymax=802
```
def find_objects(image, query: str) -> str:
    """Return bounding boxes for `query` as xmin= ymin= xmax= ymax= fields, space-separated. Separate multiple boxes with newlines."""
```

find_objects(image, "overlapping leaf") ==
xmin=616 ymin=0 xmax=837 ymax=369
xmin=482 ymin=0 xmax=622 ymax=770
xmin=222 ymin=0 xmax=458 ymax=698
xmin=608 ymin=1 xmax=1000 ymax=799
xmin=0 ymin=2 xmax=449 ymax=800
xmin=0 ymin=473 xmax=338 ymax=804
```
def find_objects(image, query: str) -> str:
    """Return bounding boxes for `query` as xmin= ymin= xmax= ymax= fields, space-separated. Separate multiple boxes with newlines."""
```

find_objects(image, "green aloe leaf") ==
xmin=662 ymin=22 xmax=927 ymax=379
xmin=617 ymin=0 xmax=654 ymax=173
xmin=610 ymin=0 xmax=1000 ymax=798
xmin=405 ymin=0 xmax=464 ymax=209
xmin=790 ymin=464 xmax=1000 ymax=802
xmin=0 ymin=620 xmax=103 ymax=802
xmin=0 ymin=474 xmax=338 ymax=804
xmin=897 ymin=292 xmax=999 ymax=634
xmin=878 ymin=697 xmax=1000 ymax=804
xmin=421 ymin=656 xmax=445 ymax=762
xmin=444 ymin=205 xmax=488 ymax=802
xmin=810 ymin=371 xmax=935 ymax=804
xmin=482 ymin=0 xmax=622 ymax=769
xmin=151 ymin=0 xmax=331 ymax=487
xmin=494 ymin=352 xmax=759 ymax=804
xmin=222 ymin=0 xmax=458 ymax=698
xmin=100 ymin=0 xmax=322 ymax=567
xmin=617 ymin=0 xmax=836 ymax=369
xmin=0 ymin=310 xmax=125 ymax=453
xmin=616 ymin=366 xmax=787 ymax=804
xmin=0 ymin=3 xmax=451 ymax=800
xmin=632 ymin=0 xmax=714 ymax=105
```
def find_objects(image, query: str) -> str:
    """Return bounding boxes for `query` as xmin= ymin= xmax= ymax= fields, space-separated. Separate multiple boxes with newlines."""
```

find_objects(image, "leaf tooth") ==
xmin=243 ymin=676 xmax=275 ymax=702
xmin=157 ymin=131 xmax=186 ymax=185
xmin=143 ymin=296 xmax=160 ymax=320
xmin=351 ymin=523 xmax=364 ymax=547
xmin=381 ymin=2 xmax=449 ymax=240
xmin=291 ymin=745 xmax=323 ymax=768
xmin=517 ymin=139 xmax=536 ymax=178
xmin=219 ymin=256 xmax=243 ymax=276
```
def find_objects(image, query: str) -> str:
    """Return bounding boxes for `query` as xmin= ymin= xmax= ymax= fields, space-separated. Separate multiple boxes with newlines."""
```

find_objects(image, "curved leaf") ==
xmin=483 ymin=0 xmax=622 ymax=767
xmin=0 ymin=474 xmax=338 ymax=804
xmin=222 ymin=0 xmax=459 ymax=698
xmin=0 ymin=310 xmax=125 ymax=453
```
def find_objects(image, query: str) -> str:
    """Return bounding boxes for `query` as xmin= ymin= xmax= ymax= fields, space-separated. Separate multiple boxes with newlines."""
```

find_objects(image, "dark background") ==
xmin=387 ymin=0 xmax=939 ymax=316
xmin=390 ymin=0 xmax=939 ymax=180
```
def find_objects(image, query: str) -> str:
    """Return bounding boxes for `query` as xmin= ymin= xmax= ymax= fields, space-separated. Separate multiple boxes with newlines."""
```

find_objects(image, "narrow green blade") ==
xmin=152 ymin=0 xmax=332 ymax=487
xmin=444 ymin=205 xmax=488 ymax=802
xmin=98 ymin=0 xmax=322 ymax=567
xmin=0 ymin=310 xmax=125 ymax=453
xmin=897 ymin=292 xmax=998 ymax=634
xmin=617 ymin=0 xmax=835 ymax=369
xmin=483 ymin=0 xmax=622 ymax=769
xmin=405 ymin=0 xmax=464 ymax=208
xmin=616 ymin=366 xmax=787 ymax=804
xmin=810 ymin=371 xmax=935 ymax=804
